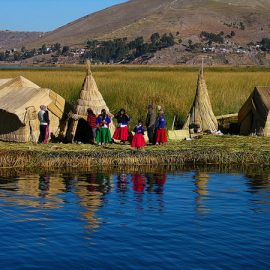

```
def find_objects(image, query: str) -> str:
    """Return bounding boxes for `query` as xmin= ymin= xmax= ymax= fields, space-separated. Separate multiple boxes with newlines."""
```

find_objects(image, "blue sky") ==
xmin=0 ymin=0 xmax=127 ymax=32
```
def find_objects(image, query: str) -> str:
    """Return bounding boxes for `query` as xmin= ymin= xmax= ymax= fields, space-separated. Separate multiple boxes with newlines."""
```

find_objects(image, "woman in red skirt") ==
xmin=131 ymin=120 xmax=146 ymax=149
xmin=155 ymin=110 xmax=168 ymax=145
xmin=113 ymin=108 xmax=130 ymax=143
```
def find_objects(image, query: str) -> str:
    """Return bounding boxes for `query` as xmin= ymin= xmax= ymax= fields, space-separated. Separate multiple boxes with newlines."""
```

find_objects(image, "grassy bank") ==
xmin=0 ymin=136 xmax=269 ymax=168
xmin=1 ymin=66 xmax=270 ymax=126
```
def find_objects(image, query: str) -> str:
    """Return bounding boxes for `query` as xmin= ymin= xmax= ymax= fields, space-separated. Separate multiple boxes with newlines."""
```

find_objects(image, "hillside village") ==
xmin=1 ymin=31 xmax=270 ymax=66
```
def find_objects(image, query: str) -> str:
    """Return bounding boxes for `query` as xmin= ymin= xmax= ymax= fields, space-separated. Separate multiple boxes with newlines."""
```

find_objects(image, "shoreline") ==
xmin=0 ymin=136 xmax=269 ymax=169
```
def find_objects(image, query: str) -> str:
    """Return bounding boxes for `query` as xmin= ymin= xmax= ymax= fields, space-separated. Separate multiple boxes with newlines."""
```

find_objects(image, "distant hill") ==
xmin=26 ymin=0 xmax=270 ymax=48
xmin=0 ymin=30 xmax=43 ymax=50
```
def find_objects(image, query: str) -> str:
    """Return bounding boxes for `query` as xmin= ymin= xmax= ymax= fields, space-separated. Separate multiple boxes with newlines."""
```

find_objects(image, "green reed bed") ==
xmin=1 ymin=66 xmax=270 ymax=126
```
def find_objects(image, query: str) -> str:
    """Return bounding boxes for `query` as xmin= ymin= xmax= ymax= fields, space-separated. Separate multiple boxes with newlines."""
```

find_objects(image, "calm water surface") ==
xmin=0 ymin=168 xmax=269 ymax=270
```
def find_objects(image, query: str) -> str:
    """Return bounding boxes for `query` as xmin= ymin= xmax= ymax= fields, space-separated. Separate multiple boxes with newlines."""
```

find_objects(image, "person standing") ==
xmin=96 ymin=109 xmax=112 ymax=145
xmin=155 ymin=110 xmax=168 ymax=145
xmin=145 ymin=104 xmax=156 ymax=144
xmin=38 ymin=105 xmax=50 ymax=144
xmin=87 ymin=108 xmax=97 ymax=144
xmin=113 ymin=108 xmax=130 ymax=143
xmin=131 ymin=120 xmax=146 ymax=149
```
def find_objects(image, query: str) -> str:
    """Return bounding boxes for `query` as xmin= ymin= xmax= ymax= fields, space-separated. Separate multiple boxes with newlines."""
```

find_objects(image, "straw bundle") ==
xmin=183 ymin=70 xmax=218 ymax=132
xmin=67 ymin=60 xmax=115 ymax=142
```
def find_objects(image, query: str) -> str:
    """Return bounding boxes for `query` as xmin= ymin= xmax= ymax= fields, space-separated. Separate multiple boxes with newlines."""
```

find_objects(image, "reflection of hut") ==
xmin=194 ymin=171 xmax=209 ymax=214
xmin=194 ymin=172 xmax=209 ymax=196
xmin=238 ymin=87 xmax=270 ymax=136
xmin=183 ymin=70 xmax=218 ymax=132
xmin=0 ymin=174 xmax=65 ymax=208
xmin=75 ymin=173 xmax=112 ymax=229
xmin=0 ymin=76 xmax=66 ymax=142
xmin=66 ymin=61 xmax=115 ymax=143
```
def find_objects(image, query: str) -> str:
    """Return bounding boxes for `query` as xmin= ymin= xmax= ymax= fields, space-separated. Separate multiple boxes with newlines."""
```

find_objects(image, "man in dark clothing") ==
xmin=145 ymin=104 xmax=156 ymax=144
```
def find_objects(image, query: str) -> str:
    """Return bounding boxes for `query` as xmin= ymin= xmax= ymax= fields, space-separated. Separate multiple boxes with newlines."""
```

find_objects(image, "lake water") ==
xmin=0 ymin=167 xmax=269 ymax=270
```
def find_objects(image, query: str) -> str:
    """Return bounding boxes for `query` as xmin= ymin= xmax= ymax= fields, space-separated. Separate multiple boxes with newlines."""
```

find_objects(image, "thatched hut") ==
xmin=183 ymin=69 xmax=218 ymax=132
xmin=66 ymin=61 xmax=115 ymax=143
xmin=0 ymin=76 xmax=66 ymax=142
xmin=238 ymin=86 xmax=270 ymax=136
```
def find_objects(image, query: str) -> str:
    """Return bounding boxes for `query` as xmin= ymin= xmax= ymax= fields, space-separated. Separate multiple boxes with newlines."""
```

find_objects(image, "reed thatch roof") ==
xmin=66 ymin=61 xmax=115 ymax=143
xmin=75 ymin=60 xmax=113 ymax=117
xmin=0 ymin=76 xmax=66 ymax=142
xmin=0 ymin=76 xmax=65 ymax=124
xmin=0 ymin=76 xmax=40 ymax=90
xmin=239 ymin=86 xmax=270 ymax=136
xmin=183 ymin=70 xmax=218 ymax=132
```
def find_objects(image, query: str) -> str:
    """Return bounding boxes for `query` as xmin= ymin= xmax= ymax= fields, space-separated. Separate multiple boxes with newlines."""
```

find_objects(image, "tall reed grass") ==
xmin=1 ymin=66 xmax=270 ymax=127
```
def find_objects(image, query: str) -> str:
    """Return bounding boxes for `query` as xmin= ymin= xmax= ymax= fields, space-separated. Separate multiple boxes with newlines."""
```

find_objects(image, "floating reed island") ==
xmin=0 ymin=136 xmax=270 ymax=169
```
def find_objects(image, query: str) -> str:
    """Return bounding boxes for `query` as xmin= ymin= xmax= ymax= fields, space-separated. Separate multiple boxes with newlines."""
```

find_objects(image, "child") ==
xmin=113 ymin=108 xmax=130 ymax=143
xmin=131 ymin=120 xmax=146 ymax=149
xmin=96 ymin=109 xmax=112 ymax=145
xmin=155 ymin=110 xmax=168 ymax=145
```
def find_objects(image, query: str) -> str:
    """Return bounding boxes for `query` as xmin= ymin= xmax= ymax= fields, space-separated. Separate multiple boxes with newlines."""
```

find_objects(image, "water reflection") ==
xmin=194 ymin=171 xmax=209 ymax=215
xmin=0 ymin=168 xmax=270 ymax=270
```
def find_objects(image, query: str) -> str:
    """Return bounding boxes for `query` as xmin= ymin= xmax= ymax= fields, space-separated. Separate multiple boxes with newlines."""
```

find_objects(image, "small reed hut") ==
xmin=238 ymin=86 xmax=270 ymax=136
xmin=66 ymin=60 xmax=115 ymax=143
xmin=0 ymin=76 xmax=66 ymax=142
xmin=183 ymin=69 xmax=218 ymax=132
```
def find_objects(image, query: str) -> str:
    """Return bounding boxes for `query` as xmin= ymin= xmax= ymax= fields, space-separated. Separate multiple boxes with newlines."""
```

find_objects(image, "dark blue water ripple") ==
xmin=0 ymin=170 xmax=269 ymax=270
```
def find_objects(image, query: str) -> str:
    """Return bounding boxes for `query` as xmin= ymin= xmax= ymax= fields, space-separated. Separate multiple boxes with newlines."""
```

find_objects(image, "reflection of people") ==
xmin=113 ymin=108 xmax=130 ymax=143
xmin=132 ymin=174 xmax=146 ymax=193
xmin=96 ymin=109 xmax=112 ymax=145
xmin=155 ymin=110 xmax=167 ymax=145
xmin=87 ymin=108 xmax=97 ymax=144
xmin=38 ymin=105 xmax=50 ymax=144
xmin=146 ymin=104 xmax=156 ymax=144
xmin=117 ymin=173 xmax=129 ymax=192
xmin=155 ymin=173 xmax=167 ymax=193
xmin=39 ymin=175 xmax=50 ymax=197
xmin=131 ymin=120 xmax=146 ymax=149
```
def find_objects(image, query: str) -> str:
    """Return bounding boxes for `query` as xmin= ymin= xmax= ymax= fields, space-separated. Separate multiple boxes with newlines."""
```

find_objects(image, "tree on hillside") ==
xmin=160 ymin=33 xmax=175 ymax=48
xmin=200 ymin=31 xmax=224 ymax=44
xmin=151 ymin=33 xmax=160 ymax=45
xmin=52 ymin=43 xmax=61 ymax=54
xmin=260 ymin=38 xmax=270 ymax=51
xmin=41 ymin=44 xmax=47 ymax=54
xmin=62 ymin=46 xmax=70 ymax=56
xmin=128 ymin=37 xmax=144 ymax=49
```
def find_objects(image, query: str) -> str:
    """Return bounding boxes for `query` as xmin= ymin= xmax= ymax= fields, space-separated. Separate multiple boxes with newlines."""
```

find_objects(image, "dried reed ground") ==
xmin=0 ymin=136 xmax=269 ymax=168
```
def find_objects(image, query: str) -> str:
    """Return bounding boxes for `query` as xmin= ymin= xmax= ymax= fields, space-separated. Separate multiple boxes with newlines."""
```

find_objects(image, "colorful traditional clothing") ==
xmin=87 ymin=112 xmax=97 ymax=143
xmin=96 ymin=113 xmax=112 ymax=144
xmin=113 ymin=111 xmax=130 ymax=141
xmin=132 ymin=174 xmax=146 ymax=193
xmin=131 ymin=124 xmax=146 ymax=148
xmin=155 ymin=115 xmax=167 ymax=144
